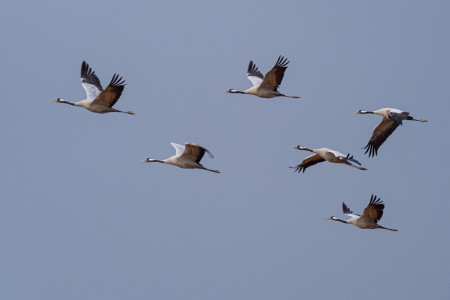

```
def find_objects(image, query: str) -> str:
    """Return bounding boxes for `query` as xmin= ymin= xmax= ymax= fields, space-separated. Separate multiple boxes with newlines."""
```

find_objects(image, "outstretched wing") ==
xmin=81 ymin=61 xmax=103 ymax=100
xmin=290 ymin=154 xmax=325 ymax=173
xmin=389 ymin=111 xmax=409 ymax=125
xmin=259 ymin=55 xmax=289 ymax=91
xmin=170 ymin=142 xmax=186 ymax=156
xmin=342 ymin=202 xmax=360 ymax=218
xmin=364 ymin=118 xmax=399 ymax=157
xmin=361 ymin=194 xmax=385 ymax=222
xmin=181 ymin=143 xmax=214 ymax=163
xmin=247 ymin=60 xmax=264 ymax=87
xmin=92 ymin=74 xmax=125 ymax=107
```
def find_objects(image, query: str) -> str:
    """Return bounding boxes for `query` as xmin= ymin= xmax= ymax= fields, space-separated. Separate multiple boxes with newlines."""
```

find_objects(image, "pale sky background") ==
xmin=1 ymin=1 xmax=449 ymax=299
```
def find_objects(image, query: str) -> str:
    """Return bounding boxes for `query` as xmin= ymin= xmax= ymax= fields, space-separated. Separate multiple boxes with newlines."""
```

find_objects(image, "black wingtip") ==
xmin=275 ymin=55 xmax=289 ymax=68
xmin=248 ymin=60 xmax=254 ymax=72
xmin=363 ymin=143 xmax=377 ymax=157
xmin=81 ymin=61 xmax=87 ymax=74
xmin=342 ymin=202 xmax=352 ymax=215
xmin=289 ymin=165 xmax=306 ymax=173
xmin=248 ymin=60 xmax=259 ymax=73
xmin=81 ymin=61 xmax=96 ymax=77
xmin=110 ymin=73 xmax=126 ymax=86
xmin=369 ymin=194 xmax=384 ymax=206
xmin=204 ymin=148 xmax=214 ymax=159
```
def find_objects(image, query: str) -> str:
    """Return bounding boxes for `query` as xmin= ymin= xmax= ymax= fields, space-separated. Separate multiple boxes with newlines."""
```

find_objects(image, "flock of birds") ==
xmin=54 ymin=56 xmax=427 ymax=232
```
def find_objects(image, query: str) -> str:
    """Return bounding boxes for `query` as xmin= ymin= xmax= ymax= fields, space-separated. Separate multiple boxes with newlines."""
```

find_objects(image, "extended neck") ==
xmin=293 ymin=146 xmax=314 ymax=153
xmin=356 ymin=110 xmax=374 ymax=115
xmin=328 ymin=217 xmax=348 ymax=224
xmin=145 ymin=159 xmax=165 ymax=163
xmin=55 ymin=99 xmax=76 ymax=106
xmin=226 ymin=89 xmax=246 ymax=94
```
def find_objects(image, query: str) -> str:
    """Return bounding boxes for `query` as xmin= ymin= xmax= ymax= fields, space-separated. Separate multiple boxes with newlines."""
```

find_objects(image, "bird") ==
xmin=54 ymin=61 xmax=134 ymax=115
xmin=291 ymin=145 xmax=367 ymax=173
xmin=356 ymin=108 xmax=427 ymax=157
xmin=225 ymin=55 xmax=300 ymax=99
xmin=327 ymin=195 xmax=398 ymax=231
xmin=143 ymin=142 xmax=220 ymax=173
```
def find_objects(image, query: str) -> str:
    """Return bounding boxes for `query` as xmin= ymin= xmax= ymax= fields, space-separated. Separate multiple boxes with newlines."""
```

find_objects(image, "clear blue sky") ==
xmin=1 ymin=1 xmax=449 ymax=299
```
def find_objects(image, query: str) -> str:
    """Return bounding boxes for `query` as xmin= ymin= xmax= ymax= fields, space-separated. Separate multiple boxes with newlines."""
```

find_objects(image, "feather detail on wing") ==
xmin=170 ymin=143 xmax=186 ymax=157
xmin=92 ymin=74 xmax=125 ymax=107
xmin=361 ymin=195 xmax=384 ymax=222
xmin=181 ymin=143 xmax=214 ymax=163
xmin=389 ymin=111 xmax=409 ymax=125
xmin=247 ymin=60 xmax=264 ymax=87
xmin=342 ymin=202 xmax=360 ymax=218
xmin=290 ymin=154 xmax=325 ymax=173
xmin=259 ymin=56 xmax=289 ymax=91
xmin=364 ymin=119 xmax=399 ymax=157
xmin=81 ymin=61 xmax=103 ymax=100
